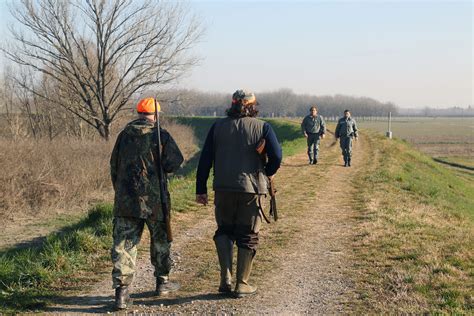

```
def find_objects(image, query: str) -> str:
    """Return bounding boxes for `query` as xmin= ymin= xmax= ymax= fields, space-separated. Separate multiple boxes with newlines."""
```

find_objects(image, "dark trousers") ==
xmin=339 ymin=136 xmax=353 ymax=161
xmin=307 ymin=133 xmax=321 ymax=162
xmin=213 ymin=191 xmax=263 ymax=251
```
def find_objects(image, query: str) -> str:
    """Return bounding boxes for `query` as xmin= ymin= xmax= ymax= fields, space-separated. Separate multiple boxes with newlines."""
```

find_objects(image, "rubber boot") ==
xmin=343 ymin=155 xmax=348 ymax=167
xmin=114 ymin=286 xmax=131 ymax=310
xmin=348 ymin=157 xmax=351 ymax=167
xmin=214 ymin=235 xmax=233 ymax=293
xmin=234 ymin=248 xmax=257 ymax=298
xmin=156 ymin=276 xmax=180 ymax=296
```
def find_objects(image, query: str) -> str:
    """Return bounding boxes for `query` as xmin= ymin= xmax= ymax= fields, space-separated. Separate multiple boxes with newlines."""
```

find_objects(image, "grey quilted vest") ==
xmin=213 ymin=116 xmax=268 ymax=194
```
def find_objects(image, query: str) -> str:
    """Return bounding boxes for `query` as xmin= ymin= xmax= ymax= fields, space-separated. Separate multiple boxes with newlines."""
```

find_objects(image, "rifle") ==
xmin=154 ymin=98 xmax=173 ymax=242
xmin=256 ymin=139 xmax=278 ymax=222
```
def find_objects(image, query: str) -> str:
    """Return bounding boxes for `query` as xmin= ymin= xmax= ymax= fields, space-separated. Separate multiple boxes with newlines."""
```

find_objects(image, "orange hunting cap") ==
xmin=136 ymin=98 xmax=161 ymax=114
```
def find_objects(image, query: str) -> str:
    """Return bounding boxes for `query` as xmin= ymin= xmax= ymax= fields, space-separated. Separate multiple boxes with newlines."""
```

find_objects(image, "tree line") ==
xmin=158 ymin=88 xmax=399 ymax=118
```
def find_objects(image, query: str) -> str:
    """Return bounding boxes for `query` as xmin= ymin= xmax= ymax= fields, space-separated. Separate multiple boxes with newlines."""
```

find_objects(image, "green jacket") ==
xmin=335 ymin=117 xmax=358 ymax=138
xmin=110 ymin=118 xmax=184 ymax=219
xmin=301 ymin=114 xmax=326 ymax=135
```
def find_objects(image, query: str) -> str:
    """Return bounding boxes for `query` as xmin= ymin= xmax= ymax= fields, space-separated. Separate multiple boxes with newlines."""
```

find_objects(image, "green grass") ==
xmin=0 ymin=117 xmax=308 ymax=312
xmin=174 ymin=116 xmax=307 ymax=158
xmin=353 ymin=131 xmax=474 ymax=313
xmin=385 ymin=140 xmax=474 ymax=220
xmin=264 ymin=118 xmax=307 ymax=156
xmin=0 ymin=204 xmax=113 ymax=312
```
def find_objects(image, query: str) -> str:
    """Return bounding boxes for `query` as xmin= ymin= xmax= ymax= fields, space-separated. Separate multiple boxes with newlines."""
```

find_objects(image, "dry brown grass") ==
xmin=0 ymin=138 xmax=114 ymax=220
xmin=0 ymin=117 xmax=197 ymax=248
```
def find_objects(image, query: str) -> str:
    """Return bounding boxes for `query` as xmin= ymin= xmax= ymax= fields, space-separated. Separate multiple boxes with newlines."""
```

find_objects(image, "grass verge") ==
xmin=352 ymin=131 xmax=473 ymax=313
xmin=0 ymin=204 xmax=113 ymax=312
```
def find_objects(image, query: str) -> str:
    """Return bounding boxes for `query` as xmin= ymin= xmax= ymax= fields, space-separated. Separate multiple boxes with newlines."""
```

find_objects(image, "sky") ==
xmin=0 ymin=0 xmax=472 ymax=108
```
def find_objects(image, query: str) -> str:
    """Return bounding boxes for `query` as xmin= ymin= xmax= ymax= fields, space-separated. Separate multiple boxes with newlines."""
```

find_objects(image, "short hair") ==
xmin=310 ymin=106 xmax=318 ymax=111
xmin=344 ymin=109 xmax=350 ymax=113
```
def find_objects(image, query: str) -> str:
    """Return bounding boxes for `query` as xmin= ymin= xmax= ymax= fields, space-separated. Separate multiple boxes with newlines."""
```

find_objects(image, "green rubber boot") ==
xmin=214 ymin=235 xmax=233 ymax=293
xmin=234 ymin=248 xmax=257 ymax=298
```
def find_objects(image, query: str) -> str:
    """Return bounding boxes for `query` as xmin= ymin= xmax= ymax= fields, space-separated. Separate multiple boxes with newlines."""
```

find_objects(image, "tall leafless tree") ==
xmin=3 ymin=0 xmax=203 ymax=140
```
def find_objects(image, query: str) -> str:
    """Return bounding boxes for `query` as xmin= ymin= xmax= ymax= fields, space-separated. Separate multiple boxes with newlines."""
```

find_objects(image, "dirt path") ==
xmin=48 ymin=135 xmax=371 ymax=314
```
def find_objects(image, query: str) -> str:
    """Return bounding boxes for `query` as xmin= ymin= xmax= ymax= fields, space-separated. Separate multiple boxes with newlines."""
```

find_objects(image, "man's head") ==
xmin=227 ymin=89 xmax=259 ymax=118
xmin=344 ymin=109 xmax=351 ymax=118
xmin=310 ymin=106 xmax=318 ymax=117
xmin=136 ymin=98 xmax=160 ymax=121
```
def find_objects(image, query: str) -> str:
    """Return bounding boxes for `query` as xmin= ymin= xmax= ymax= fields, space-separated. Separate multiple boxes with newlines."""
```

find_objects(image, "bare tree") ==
xmin=3 ymin=0 xmax=203 ymax=140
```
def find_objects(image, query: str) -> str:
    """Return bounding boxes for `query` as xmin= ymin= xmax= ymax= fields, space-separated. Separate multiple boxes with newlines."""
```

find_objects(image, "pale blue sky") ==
xmin=1 ymin=0 xmax=472 ymax=108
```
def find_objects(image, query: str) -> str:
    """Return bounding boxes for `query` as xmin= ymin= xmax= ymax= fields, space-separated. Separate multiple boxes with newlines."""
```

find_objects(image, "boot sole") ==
xmin=233 ymin=290 xmax=257 ymax=298
xmin=114 ymin=301 xmax=132 ymax=311
xmin=155 ymin=286 xmax=181 ymax=296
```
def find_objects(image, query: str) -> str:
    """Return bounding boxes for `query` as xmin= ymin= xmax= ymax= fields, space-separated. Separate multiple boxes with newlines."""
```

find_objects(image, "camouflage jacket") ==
xmin=110 ymin=118 xmax=184 ymax=219
xmin=335 ymin=117 xmax=358 ymax=138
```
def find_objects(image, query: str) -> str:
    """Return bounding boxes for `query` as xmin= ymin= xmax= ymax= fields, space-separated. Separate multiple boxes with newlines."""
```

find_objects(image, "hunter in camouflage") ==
xmin=110 ymin=98 xmax=184 ymax=310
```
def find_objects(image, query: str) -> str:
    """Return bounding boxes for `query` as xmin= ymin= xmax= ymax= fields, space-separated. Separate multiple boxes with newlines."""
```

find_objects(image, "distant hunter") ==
xmin=334 ymin=109 xmax=358 ymax=167
xmin=301 ymin=105 xmax=326 ymax=164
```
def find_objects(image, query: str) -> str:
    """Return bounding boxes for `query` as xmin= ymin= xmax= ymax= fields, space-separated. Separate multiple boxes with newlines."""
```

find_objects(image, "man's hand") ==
xmin=320 ymin=134 xmax=326 ymax=139
xmin=304 ymin=133 xmax=308 ymax=138
xmin=196 ymin=194 xmax=208 ymax=206
xmin=268 ymin=175 xmax=275 ymax=182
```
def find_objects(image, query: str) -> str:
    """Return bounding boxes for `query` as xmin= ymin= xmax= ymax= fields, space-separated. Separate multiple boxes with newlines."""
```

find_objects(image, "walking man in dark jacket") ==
xmin=301 ymin=105 xmax=326 ymax=164
xmin=334 ymin=109 xmax=358 ymax=167
xmin=195 ymin=90 xmax=282 ymax=298
xmin=110 ymin=98 xmax=184 ymax=310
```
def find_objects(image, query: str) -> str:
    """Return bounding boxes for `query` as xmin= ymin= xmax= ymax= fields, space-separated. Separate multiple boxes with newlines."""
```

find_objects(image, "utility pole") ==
xmin=386 ymin=111 xmax=393 ymax=139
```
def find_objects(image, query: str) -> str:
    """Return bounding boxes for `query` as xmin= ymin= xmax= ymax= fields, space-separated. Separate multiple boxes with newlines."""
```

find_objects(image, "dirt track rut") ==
xmin=47 ymin=135 xmax=370 ymax=314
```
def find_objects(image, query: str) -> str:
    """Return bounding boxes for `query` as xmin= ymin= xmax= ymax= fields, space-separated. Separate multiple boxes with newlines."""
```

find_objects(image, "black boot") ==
xmin=343 ymin=156 xmax=348 ymax=167
xmin=348 ymin=157 xmax=351 ymax=167
xmin=114 ymin=286 xmax=131 ymax=310
xmin=156 ymin=276 xmax=180 ymax=296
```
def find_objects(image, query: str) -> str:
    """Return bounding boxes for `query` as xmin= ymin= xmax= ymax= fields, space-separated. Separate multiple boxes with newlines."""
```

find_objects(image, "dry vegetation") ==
xmin=358 ymin=117 xmax=473 ymax=158
xmin=0 ymin=116 xmax=197 ymax=249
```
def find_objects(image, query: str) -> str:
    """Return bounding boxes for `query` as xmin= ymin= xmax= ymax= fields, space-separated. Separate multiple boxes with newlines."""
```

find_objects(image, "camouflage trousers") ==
xmin=339 ymin=136 xmax=353 ymax=160
xmin=111 ymin=216 xmax=171 ymax=289
xmin=214 ymin=191 xmax=263 ymax=251
xmin=307 ymin=133 xmax=321 ymax=162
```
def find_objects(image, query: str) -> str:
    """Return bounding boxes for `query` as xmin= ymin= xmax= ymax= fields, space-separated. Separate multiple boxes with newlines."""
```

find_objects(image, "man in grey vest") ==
xmin=195 ymin=90 xmax=282 ymax=298
xmin=335 ymin=109 xmax=358 ymax=167
xmin=301 ymin=105 xmax=326 ymax=164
